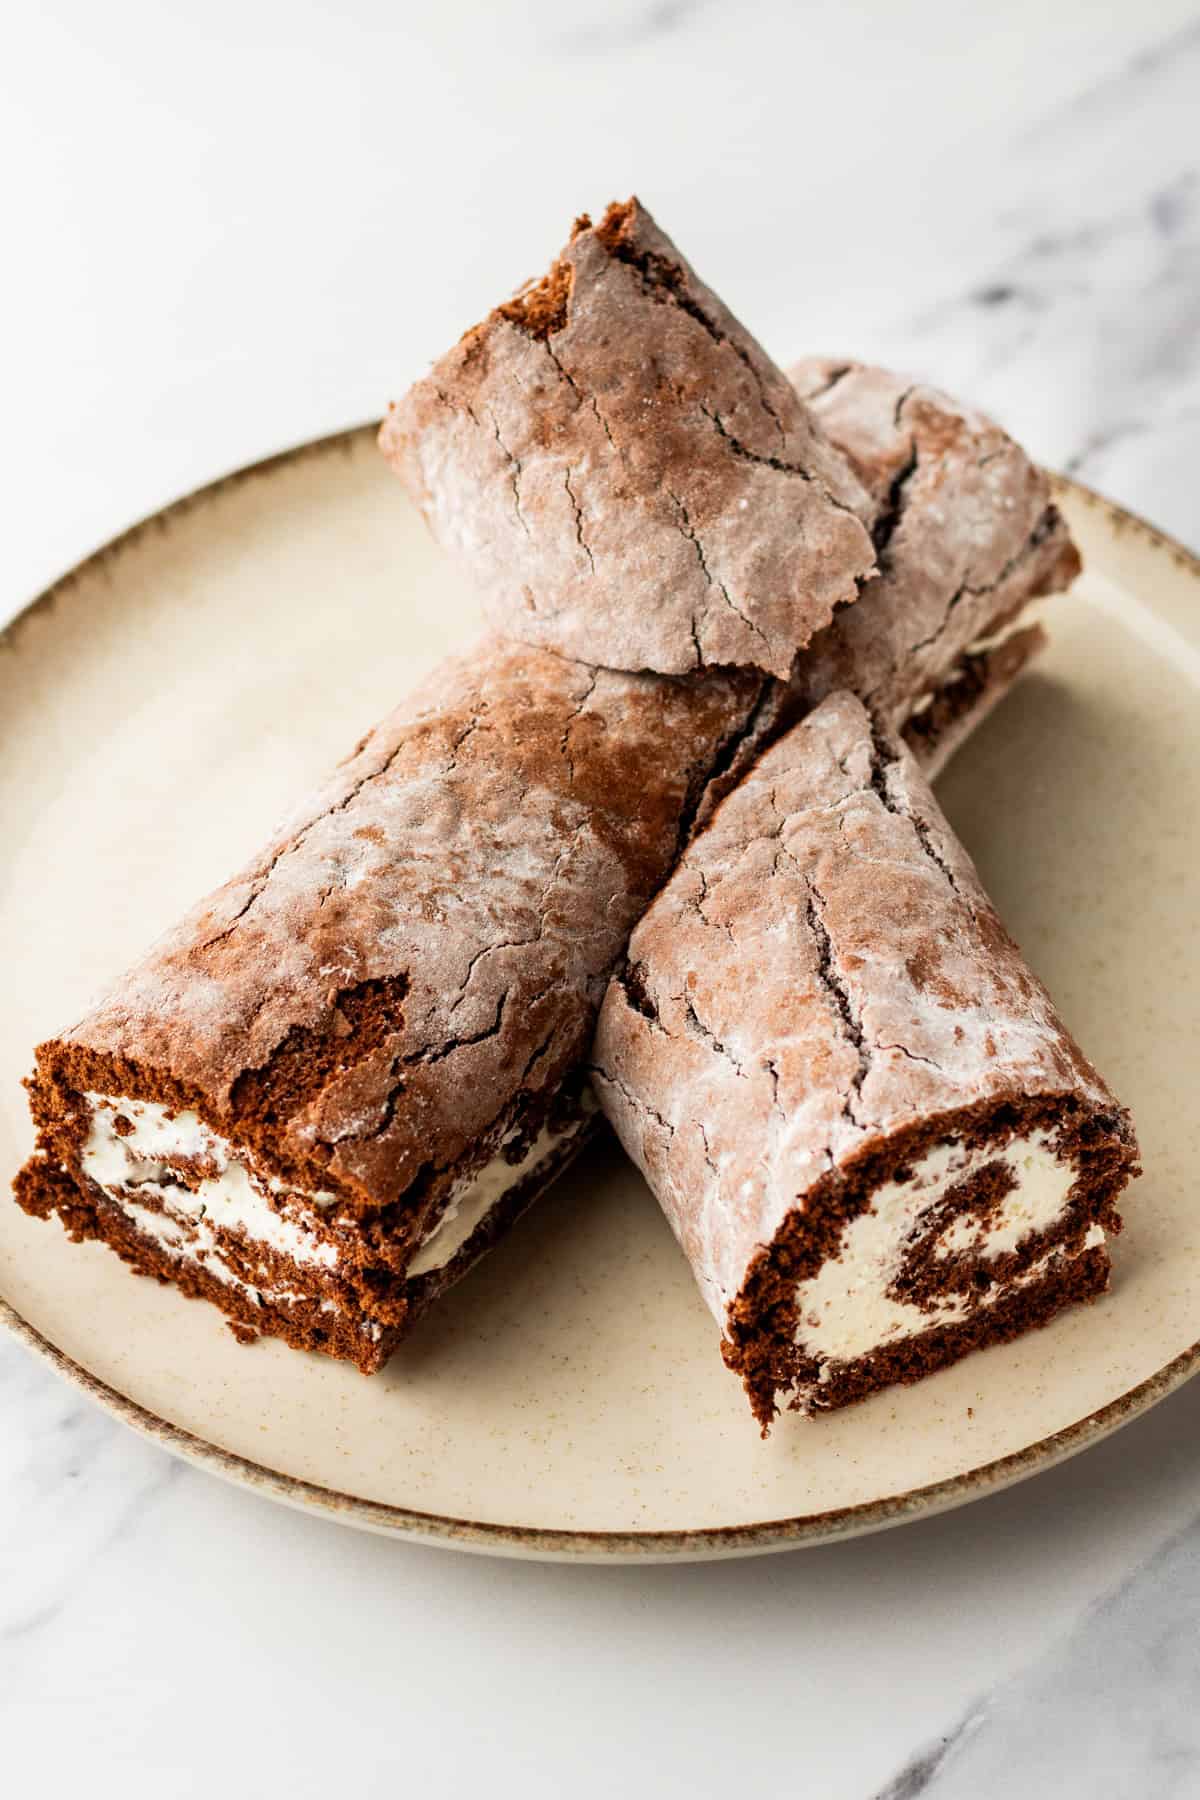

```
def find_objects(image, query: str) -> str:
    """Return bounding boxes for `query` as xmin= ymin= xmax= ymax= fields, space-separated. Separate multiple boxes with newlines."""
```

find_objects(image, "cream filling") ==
xmin=906 ymin=608 xmax=1040 ymax=718
xmin=82 ymin=1094 xmax=574 ymax=1307
xmin=790 ymin=1132 xmax=1092 ymax=1374
xmin=406 ymin=1119 xmax=568 ymax=1278
xmin=113 ymin=1198 xmax=382 ymax=1340
xmin=83 ymin=1096 xmax=338 ymax=1268
xmin=117 ymin=1194 xmax=265 ymax=1308
xmin=963 ymin=612 xmax=1042 ymax=657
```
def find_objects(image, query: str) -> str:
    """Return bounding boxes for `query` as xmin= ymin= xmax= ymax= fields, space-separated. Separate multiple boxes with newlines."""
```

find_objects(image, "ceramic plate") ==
xmin=2 ymin=429 xmax=1197 ymax=1561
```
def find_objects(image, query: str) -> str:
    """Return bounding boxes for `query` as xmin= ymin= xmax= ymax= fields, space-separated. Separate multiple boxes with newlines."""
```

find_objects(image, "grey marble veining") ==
xmin=879 ymin=1509 xmax=1200 ymax=1798
xmin=552 ymin=0 xmax=710 ymax=53
xmin=0 ymin=1336 xmax=179 ymax=1660
xmin=875 ymin=18 xmax=1200 ymax=547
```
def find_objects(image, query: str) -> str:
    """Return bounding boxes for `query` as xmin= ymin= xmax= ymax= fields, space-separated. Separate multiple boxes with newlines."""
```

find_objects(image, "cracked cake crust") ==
xmin=788 ymin=357 xmax=1079 ymax=730
xmin=380 ymin=199 xmax=877 ymax=678
xmin=592 ymin=692 xmax=1139 ymax=1427
xmin=684 ymin=356 xmax=1073 ymax=823
xmin=13 ymin=571 xmax=1036 ymax=1367
xmin=16 ymin=226 xmax=1083 ymax=1373
xmin=36 ymin=638 xmax=759 ymax=1202
xmin=16 ymin=637 xmax=765 ymax=1360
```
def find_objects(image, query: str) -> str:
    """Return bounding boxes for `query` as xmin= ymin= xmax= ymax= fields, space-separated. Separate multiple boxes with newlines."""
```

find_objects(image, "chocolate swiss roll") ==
xmin=381 ymin=195 xmax=1076 ymax=762
xmin=381 ymin=198 xmax=877 ymax=680
xmin=789 ymin=357 xmax=1078 ymax=776
xmin=14 ymin=193 xmax=1085 ymax=1372
xmin=15 ymin=642 xmax=765 ymax=1367
xmin=592 ymin=693 xmax=1139 ymax=1429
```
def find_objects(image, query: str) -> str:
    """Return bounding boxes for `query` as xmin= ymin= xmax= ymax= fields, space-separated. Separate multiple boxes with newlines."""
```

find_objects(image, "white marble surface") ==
xmin=3 ymin=4 xmax=1199 ymax=1794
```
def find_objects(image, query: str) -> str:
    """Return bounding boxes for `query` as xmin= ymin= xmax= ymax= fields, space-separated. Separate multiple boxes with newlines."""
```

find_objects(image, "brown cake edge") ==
xmin=14 ymin=1103 xmax=600 ymax=1371
xmin=903 ymin=620 xmax=1048 ymax=778
xmin=721 ymin=1090 xmax=1138 ymax=1433
xmin=688 ymin=612 xmax=1049 ymax=844
xmin=777 ymin=1240 xmax=1112 ymax=1416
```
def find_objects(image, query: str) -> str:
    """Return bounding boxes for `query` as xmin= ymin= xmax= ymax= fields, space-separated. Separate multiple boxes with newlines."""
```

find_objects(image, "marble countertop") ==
xmin=3 ymin=4 xmax=1198 ymax=1794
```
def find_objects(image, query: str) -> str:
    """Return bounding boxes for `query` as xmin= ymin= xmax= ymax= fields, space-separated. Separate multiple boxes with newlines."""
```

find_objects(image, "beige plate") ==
xmin=2 ymin=430 xmax=1197 ymax=1561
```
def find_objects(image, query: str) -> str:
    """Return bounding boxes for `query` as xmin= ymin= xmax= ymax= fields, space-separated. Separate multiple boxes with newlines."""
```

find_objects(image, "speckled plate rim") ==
xmin=4 ymin=1293 xmax=1200 ymax=1560
xmin=2 ymin=432 xmax=1197 ymax=1562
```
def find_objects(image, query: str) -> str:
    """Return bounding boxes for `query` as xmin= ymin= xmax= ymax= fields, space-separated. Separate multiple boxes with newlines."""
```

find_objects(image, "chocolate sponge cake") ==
xmin=13 ymin=186 xmax=1087 ymax=1373
xmin=381 ymin=198 xmax=877 ymax=679
xmin=788 ymin=356 xmax=1077 ymax=776
xmin=593 ymin=693 xmax=1139 ymax=1429
xmin=12 ymin=573 xmax=1040 ymax=1367
xmin=15 ymin=639 xmax=766 ymax=1368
